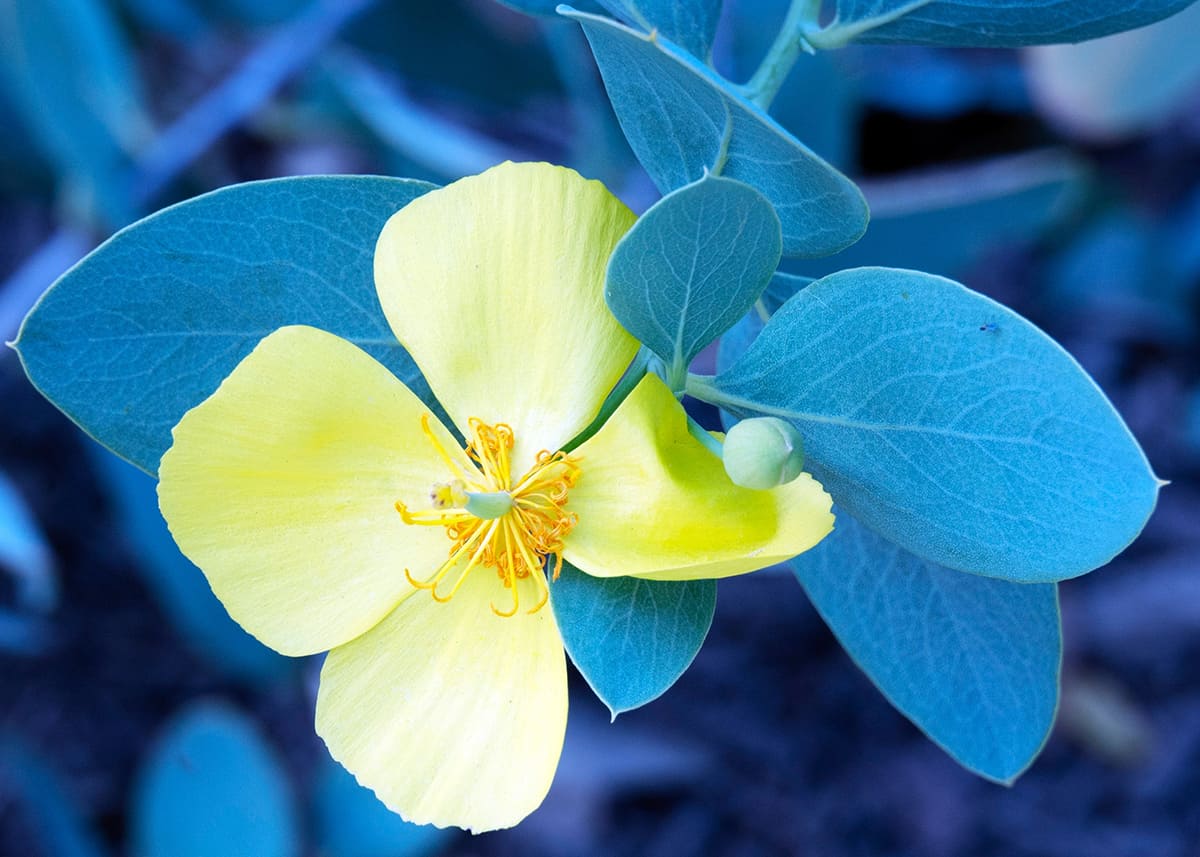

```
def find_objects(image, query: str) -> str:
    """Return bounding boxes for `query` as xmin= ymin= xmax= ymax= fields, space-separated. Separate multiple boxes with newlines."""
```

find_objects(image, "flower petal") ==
xmin=315 ymin=569 xmax=567 ymax=833
xmin=374 ymin=161 xmax=639 ymax=472
xmin=158 ymin=325 xmax=471 ymax=657
xmin=564 ymin=375 xmax=834 ymax=580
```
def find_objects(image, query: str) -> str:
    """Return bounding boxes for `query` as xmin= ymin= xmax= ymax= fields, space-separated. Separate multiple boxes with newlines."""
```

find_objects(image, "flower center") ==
xmin=395 ymin=415 xmax=581 ymax=616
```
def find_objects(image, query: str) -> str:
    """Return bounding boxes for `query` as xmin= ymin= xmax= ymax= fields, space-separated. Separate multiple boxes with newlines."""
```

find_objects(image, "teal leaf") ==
xmin=1025 ymin=1 xmax=1200 ymax=141
xmin=311 ymin=759 xmax=451 ymax=857
xmin=550 ymin=562 xmax=716 ymax=717
xmin=606 ymin=173 xmax=781 ymax=387
xmin=817 ymin=0 xmax=1199 ymax=48
xmin=792 ymin=511 xmax=1060 ymax=783
xmin=706 ymin=267 xmax=1159 ymax=582
xmin=561 ymin=7 xmax=868 ymax=258
xmin=90 ymin=452 xmax=288 ymax=682
xmin=598 ymin=0 xmax=723 ymax=60
xmin=0 ymin=0 xmax=147 ymax=227
xmin=132 ymin=702 xmax=299 ymax=857
xmin=15 ymin=176 xmax=437 ymax=476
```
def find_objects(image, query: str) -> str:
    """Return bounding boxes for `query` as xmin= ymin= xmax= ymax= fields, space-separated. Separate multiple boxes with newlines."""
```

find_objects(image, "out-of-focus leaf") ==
xmin=198 ymin=0 xmax=306 ymax=25
xmin=597 ymin=0 xmax=724 ymax=60
xmin=0 ymin=739 xmax=111 ymax=857
xmin=0 ymin=472 xmax=56 ymax=613
xmin=15 ymin=177 xmax=437 ymax=476
xmin=116 ymin=0 xmax=208 ymax=38
xmin=792 ymin=511 xmax=1061 ymax=783
xmin=312 ymin=758 xmax=451 ymax=857
xmin=1025 ymin=1 xmax=1200 ymax=141
xmin=551 ymin=562 xmax=716 ymax=717
xmin=706 ymin=267 xmax=1159 ymax=583
xmin=90 ymin=452 xmax=288 ymax=682
xmin=813 ymin=0 xmax=1198 ymax=48
xmin=132 ymin=702 xmax=299 ymax=857
xmin=856 ymin=46 xmax=1029 ymax=117
xmin=325 ymin=51 xmax=520 ymax=180
xmin=562 ymin=7 xmax=868 ymax=258
xmin=495 ymin=0 xmax=603 ymax=13
xmin=797 ymin=151 xmax=1085 ymax=279
xmin=606 ymin=173 xmax=781 ymax=385
xmin=0 ymin=0 xmax=148 ymax=226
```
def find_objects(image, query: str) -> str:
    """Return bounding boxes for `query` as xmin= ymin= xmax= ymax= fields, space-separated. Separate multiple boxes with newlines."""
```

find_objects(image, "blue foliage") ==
xmin=0 ymin=0 xmax=147 ymax=227
xmin=0 ymin=740 xmax=111 ymax=857
xmin=706 ymin=267 xmax=1159 ymax=583
xmin=132 ymin=702 xmax=300 ymax=857
xmin=551 ymin=562 xmax=716 ymax=717
xmin=311 ymin=759 xmax=451 ymax=857
xmin=89 ymin=451 xmax=289 ymax=682
xmin=0 ymin=472 xmax=55 ymax=613
xmin=597 ymin=0 xmax=724 ymax=60
xmin=792 ymin=511 xmax=1061 ymax=783
xmin=796 ymin=152 xmax=1084 ymax=279
xmin=15 ymin=177 xmax=437 ymax=476
xmin=606 ymin=173 xmax=781 ymax=385
xmin=821 ymin=0 xmax=1199 ymax=48
xmin=562 ymin=8 xmax=869 ymax=258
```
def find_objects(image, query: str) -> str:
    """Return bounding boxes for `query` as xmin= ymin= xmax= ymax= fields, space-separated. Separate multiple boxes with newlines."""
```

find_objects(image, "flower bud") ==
xmin=722 ymin=417 xmax=805 ymax=490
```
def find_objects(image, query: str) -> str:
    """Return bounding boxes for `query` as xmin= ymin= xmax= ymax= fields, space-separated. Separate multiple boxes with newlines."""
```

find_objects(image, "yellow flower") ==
xmin=156 ymin=162 xmax=833 ymax=832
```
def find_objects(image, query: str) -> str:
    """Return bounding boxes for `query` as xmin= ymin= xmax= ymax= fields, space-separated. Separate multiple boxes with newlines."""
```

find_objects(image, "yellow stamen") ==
xmin=397 ymin=417 xmax=581 ymax=616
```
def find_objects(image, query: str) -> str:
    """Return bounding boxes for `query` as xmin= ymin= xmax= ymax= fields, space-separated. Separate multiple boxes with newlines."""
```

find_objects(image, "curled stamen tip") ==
xmin=404 ymin=568 xmax=431 ymax=590
xmin=491 ymin=601 xmax=518 ymax=618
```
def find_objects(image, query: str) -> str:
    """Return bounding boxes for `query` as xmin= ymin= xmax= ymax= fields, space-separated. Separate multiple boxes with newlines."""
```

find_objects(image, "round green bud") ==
xmin=722 ymin=417 xmax=806 ymax=490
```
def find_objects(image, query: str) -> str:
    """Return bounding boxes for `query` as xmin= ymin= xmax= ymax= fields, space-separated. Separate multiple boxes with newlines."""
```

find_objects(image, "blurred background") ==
xmin=2 ymin=1 xmax=1199 ymax=854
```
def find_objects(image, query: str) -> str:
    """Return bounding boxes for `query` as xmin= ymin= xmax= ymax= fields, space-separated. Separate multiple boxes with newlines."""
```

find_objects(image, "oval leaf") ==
xmin=606 ymin=173 xmax=781 ymax=384
xmin=551 ymin=561 xmax=716 ymax=717
xmin=14 ymin=176 xmax=436 ymax=475
xmin=791 ymin=511 xmax=1061 ymax=783
xmin=708 ymin=267 xmax=1159 ymax=582
xmin=817 ymin=0 xmax=1198 ymax=48
xmin=132 ymin=702 xmax=299 ymax=857
xmin=562 ymin=7 xmax=868 ymax=258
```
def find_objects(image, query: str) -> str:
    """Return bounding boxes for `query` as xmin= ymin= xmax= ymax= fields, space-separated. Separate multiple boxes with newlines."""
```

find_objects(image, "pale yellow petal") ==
xmin=374 ymin=161 xmax=639 ymax=473
xmin=564 ymin=375 xmax=834 ymax=580
xmin=316 ymin=569 xmax=567 ymax=833
xmin=158 ymin=325 xmax=473 ymax=657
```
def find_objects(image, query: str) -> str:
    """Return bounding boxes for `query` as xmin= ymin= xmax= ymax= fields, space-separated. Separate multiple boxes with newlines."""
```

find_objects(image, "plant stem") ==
xmin=739 ymin=0 xmax=822 ymax=110
xmin=564 ymin=348 xmax=652 ymax=451
xmin=687 ymin=414 xmax=725 ymax=460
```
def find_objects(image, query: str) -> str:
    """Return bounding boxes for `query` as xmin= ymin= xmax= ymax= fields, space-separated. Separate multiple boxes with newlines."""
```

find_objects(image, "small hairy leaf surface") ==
xmin=597 ymin=0 xmax=723 ymax=60
xmin=15 ymin=176 xmax=436 ymax=475
xmin=562 ymin=7 xmax=868 ymax=258
xmin=551 ymin=562 xmax=716 ymax=717
xmin=792 ymin=511 xmax=1060 ymax=783
xmin=710 ymin=267 xmax=1158 ymax=582
xmin=606 ymin=174 xmax=781 ymax=383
